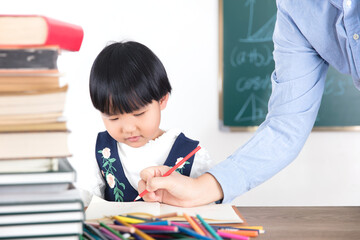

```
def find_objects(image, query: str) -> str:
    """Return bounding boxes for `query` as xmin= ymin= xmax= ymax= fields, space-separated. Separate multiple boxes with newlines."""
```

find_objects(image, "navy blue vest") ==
xmin=95 ymin=131 xmax=199 ymax=202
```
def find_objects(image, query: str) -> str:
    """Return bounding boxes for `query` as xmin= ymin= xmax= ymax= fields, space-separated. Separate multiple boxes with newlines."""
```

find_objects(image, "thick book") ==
xmin=0 ymin=85 xmax=67 ymax=116
xmin=0 ymin=120 xmax=67 ymax=132
xmin=0 ymin=131 xmax=71 ymax=159
xmin=0 ymin=221 xmax=83 ymax=239
xmin=0 ymin=15 xmax=83 ymax=51
xmin=0 ymin=211 xmax=84 ymax=226
xmin=86 ymin=195 xmax=243 ymax=224
xmin=0 ymin=185 xmax=83 ymax=207
xmin=0 ymin=158 xmax=59 ymax=173
xmin=0 ymin=112 xmax=63 ymax=125
xmin=0 ymin=71 xmax=60 ymax=93
xmin=0 ymin=46 xmax=59 ymax=71
xmin=0 ymin=201 xmax=83 ymax=215
xmin=0 ymin=183 xmax=71 ymax=194
xmin=0 ymin=158 xmax=75 ymax=185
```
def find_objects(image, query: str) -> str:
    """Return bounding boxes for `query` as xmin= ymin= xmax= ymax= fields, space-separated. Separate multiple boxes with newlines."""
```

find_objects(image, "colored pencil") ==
xmin=87 ymin=222 xmax=136 ymax=233
xmin=84 ymin=223 xmax=108 ymax=240
xmin=114 ymin=215 xmax=145 ymax=224
xmin=138 ymin=230 xmax=179 ymax=234
xmin=218 ymin=229 xmax=259 ymax=237
xmin=211 ymin=225 xmax=265 ymax=234
xmin=217 ymin=230 xmax=250 ymax=240
xmin=99 ymin=227 xmax=123 ymax=240
xmin=137 ymin=220 xmax=170 ymax=226
xmin=133 ymin=224 xmax=178 ymax=232
xmin=125 ymin=214 xmax=156 ymax=221
xmin=134 ymin=146 xmax=201 ymax=201
xmin=82 ymin=230 xmax=97 ymax=240
xmin=183 ymin=212 xmax=206 ymax=236
xmin=190 ymin=216 xmax=211 ymax=237
xmin=196 ymin=214 xmax=223 ymax=240
xmin=212 ymin=225 xmax=264 ymax=231
xmin=177 ymin=226 xmax=214 ymax=240
xmin=153 ymin=212 xmax=178 ymax=219
xmin=238 ymin=226 xmax=264 ymax=230
xmin=100 ymin=222 xmax=127 ymax=240
xmin=113 ymin=216 xmax=156 ymax=240
xmin=170 ymin=221 xmax=191 ymax=228
xmin=83 ymin=228 xmax=101 ymax=240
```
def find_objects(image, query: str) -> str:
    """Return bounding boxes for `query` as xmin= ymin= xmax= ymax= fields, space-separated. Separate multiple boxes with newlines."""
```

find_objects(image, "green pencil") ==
xmin=196 ymin=214 xmax=223 ymax=240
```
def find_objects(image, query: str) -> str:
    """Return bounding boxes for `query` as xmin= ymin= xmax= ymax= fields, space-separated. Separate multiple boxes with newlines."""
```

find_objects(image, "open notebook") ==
xmin=85 ymin=195 xmax=243 ymax=224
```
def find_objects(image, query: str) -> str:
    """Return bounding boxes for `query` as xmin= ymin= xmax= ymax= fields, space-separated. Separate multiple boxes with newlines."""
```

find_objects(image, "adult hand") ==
xmin=138 ymin=166 xmax=224 ymax=207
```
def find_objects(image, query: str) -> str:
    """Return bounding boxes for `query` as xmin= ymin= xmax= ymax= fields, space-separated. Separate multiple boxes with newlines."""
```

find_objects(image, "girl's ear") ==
xmin=159 ymin=93 xmax=170 ymax=110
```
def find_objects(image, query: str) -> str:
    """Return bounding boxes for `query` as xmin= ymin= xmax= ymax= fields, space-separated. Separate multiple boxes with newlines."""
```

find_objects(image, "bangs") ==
xmin=107 ymin=88 xmax=154 ymax=115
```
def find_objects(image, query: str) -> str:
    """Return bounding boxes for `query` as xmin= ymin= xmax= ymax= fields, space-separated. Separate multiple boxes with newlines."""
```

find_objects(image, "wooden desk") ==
xmin=237 ymin=207 xmax=360 ymax=240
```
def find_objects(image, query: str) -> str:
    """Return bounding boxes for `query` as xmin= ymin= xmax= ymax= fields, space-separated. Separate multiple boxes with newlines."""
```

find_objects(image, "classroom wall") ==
xmin=4 ymin=0 xmax=360 ymax=206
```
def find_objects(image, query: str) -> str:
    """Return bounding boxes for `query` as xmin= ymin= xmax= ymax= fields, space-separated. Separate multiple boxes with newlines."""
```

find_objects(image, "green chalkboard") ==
xmin=220 ymin=0 xmax=360 ymax=130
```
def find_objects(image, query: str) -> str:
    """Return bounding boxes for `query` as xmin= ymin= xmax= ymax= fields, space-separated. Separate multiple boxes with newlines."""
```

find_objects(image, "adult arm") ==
xmin=139 ymin=1 xmax=329 ymax=206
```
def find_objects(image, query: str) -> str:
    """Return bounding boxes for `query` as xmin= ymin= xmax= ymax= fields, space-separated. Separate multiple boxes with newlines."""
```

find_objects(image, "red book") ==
xmin=0 ymin=15 xmax=84 ymax=51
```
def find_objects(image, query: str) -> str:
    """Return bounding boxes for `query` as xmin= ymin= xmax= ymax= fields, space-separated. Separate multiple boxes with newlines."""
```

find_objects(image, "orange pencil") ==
xmin=190 ymin=216 xmax=211 ymax=237
xmin=134 ymin=146 xmax=201 ymax=201
xmin=183 ymin=212 xmax=206 ymax=236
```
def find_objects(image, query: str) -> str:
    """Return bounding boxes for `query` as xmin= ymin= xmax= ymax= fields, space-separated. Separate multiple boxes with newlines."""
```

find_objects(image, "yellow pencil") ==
xmin=113 ymin=216 xmax=155 ymax=240
xmin=183 ymin=212 xmax=206 ymax=236
xmin=113 ymin=215 xmax=145 ymax=224
xmin=241 ymin=226 xmax=264 ymax=230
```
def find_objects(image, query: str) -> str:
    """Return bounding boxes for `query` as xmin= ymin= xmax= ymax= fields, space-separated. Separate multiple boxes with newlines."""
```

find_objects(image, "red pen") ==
xmin=134 ymin=146 xmax=201 ymax=201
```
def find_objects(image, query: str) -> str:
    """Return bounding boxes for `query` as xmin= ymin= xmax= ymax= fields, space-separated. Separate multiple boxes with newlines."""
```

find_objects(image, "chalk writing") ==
xmin=236 ymin=74 xmax=272 ymax=92
xmin=234 ymin=93 xmax=268 ymax=122
xmin=230 ymin=45 xmax=273 ymax=67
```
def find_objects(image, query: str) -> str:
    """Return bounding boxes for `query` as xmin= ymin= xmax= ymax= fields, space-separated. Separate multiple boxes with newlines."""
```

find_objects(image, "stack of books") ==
xmin=0 ymin=15 xmax=85 ymax=239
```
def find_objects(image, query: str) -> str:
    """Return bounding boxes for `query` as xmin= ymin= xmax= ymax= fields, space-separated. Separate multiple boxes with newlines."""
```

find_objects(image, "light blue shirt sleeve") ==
xmin=208 ymin=0 xmax=330 ymax=203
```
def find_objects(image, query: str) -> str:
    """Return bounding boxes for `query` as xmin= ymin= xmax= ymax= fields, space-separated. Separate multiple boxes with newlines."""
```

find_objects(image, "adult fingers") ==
xmin=139 ymin=166 xmax=172 ymax=182
xmin=146 ymin=173 xmax=180 ymax=193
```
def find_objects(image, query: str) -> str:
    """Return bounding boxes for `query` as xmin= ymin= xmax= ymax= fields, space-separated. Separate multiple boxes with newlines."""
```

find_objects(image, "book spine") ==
xmin=0 ymin=48 xmax=58 ymax=70
xmin=42 ymin=16 xmax=84 ymax=52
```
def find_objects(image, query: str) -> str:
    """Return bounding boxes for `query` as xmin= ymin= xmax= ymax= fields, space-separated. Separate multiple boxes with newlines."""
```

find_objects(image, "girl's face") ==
xmin=101 ymin=94 xmax=169 ymax=148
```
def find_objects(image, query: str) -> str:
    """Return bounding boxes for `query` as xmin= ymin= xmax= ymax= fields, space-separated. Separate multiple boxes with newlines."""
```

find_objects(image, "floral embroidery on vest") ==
xmin=174 ymin=157 xmax=190 ymax=174
xmin=97 ymin=147 xmax=126 ymax=202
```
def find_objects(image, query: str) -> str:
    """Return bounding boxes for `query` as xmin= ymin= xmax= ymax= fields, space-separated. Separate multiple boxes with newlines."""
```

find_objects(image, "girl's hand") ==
xmin=138 ymin=166 xmax=223 ymax=207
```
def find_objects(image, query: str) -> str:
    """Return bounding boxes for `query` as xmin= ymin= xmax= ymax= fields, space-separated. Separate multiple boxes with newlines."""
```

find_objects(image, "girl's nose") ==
xmin=122 ymin=122 xmax=136 ymax=133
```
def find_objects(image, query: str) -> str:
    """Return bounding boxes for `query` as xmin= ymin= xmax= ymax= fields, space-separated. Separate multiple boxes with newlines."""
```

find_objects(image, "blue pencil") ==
xmin=177 ymin=226 xmax=214 ymax=240
xmin=135 ymin=220 xmax=170 ymax=226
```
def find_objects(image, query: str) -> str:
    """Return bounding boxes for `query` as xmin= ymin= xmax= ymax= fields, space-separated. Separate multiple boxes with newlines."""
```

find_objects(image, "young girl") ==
xmin=83 ymin=41 xmax=214 ymax=206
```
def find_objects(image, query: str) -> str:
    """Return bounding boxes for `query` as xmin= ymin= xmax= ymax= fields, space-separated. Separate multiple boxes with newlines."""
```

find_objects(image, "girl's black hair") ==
xmin=89 ymin=41 xmax=172 ymax=115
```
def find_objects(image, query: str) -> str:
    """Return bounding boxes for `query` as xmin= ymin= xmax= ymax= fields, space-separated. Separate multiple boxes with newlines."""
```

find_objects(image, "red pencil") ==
xmin=134 ymin=146 xmax=201 ymax=201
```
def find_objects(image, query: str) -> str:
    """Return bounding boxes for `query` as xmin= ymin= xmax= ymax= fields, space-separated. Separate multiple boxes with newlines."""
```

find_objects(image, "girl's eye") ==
xmin=134 ymin=112 xmax=145 ymax=117
xmin=109 ymin=118 xmax=119 ymax=121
